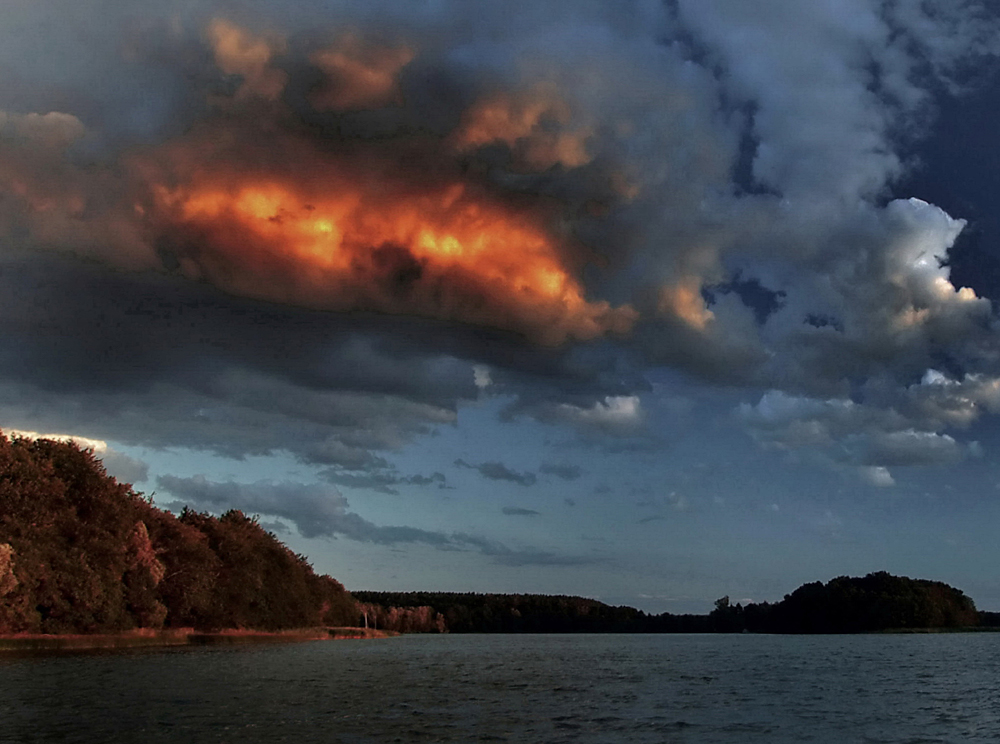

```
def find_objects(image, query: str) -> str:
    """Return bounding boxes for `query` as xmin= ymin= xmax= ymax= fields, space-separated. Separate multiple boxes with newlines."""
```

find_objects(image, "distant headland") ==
xmin=1 ymin=430 xmax=996 ymax=643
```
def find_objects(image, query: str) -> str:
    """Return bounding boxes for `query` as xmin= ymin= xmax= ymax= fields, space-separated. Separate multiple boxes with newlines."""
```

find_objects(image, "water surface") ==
xmin=2 ymin=633 xmax=998 ymax=742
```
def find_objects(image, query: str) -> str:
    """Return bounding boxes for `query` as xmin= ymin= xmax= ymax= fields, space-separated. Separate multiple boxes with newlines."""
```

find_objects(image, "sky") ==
xmin=4 ymin=0 xmax=1000 ymax=614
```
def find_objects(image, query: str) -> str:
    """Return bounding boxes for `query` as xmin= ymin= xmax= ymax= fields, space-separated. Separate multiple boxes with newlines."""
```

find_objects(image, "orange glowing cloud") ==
xmin=310 ymin=34 xmax=415 ymax=111
xmin=454 ymin=84 xmax=592 ymax=171
xmin=207 ymin=20 xmax=287 ymax=101
xmin=659 ymin=277 xmax=714 ymax=331
xmin=148 ymin=154 xmax=635 ymax=344
xmin=118 ymin=20 xmax=636 ymax=344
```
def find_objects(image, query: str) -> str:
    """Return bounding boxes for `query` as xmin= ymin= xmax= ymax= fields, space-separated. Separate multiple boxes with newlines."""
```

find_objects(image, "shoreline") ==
xmin=4 ymin=626 xmax=993 ymax=652
xmin=0 ymin=626 xmax=397 ymax=652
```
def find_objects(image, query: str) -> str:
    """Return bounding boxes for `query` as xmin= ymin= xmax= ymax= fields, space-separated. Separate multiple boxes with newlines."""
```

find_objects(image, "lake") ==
xmin=2 ymin=633 xmax=998 ymax=742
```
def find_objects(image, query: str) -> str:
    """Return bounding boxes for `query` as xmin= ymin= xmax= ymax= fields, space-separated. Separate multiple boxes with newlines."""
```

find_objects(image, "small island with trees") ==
xmin=0 ymin=429 xmax=996 ymax=648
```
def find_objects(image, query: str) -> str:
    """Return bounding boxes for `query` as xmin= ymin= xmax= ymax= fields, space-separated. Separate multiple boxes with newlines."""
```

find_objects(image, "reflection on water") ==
xmin=2 ymin=633 xmax=999 ymax=742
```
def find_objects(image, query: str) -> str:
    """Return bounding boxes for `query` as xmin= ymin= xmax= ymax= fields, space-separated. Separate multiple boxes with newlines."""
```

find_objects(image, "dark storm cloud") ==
xmin=1 ymin=0 xmax=1000 ymax=505
xmin=0 ymin=246 xmax=645 ymax=474
xmin=0 ymin=252 xmax=475 ymax=401
xmin=455 ymin=459 xmax=537 ymax=487
xmin=0 ymin=253 xmax=474 ymax=456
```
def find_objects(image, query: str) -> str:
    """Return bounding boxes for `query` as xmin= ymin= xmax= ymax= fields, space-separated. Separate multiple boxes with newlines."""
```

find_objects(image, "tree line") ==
xmin=355 ymin=573 xmax=989 ymax=634
xmin=1 ymin=429 xmax=994 ymax=635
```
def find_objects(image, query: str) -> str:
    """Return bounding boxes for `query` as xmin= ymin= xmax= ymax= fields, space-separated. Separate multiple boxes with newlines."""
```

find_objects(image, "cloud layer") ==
xmin=2 ymin=0 xmax=1000 ymax=525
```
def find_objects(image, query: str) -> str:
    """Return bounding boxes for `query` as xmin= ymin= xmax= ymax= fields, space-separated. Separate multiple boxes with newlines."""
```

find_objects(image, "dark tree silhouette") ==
xmin=357 ymin=573 xmax=984 ymax=635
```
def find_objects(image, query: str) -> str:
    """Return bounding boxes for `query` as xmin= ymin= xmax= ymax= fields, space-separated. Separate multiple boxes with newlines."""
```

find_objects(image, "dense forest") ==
xmin=0 ymin=432 xmax=356 ymax=633
xmin=353 ymin=591 xmax=648 ymax=633
xmin=0 ymin=429 xmax=994 ymax=636
xmin=356 ymin=574 xmax=988 ymax=635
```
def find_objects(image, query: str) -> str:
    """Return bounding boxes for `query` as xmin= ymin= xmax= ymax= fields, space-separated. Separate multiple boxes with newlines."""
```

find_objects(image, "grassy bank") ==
xmin=0 ymin=626 xmax=397 ymax=652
